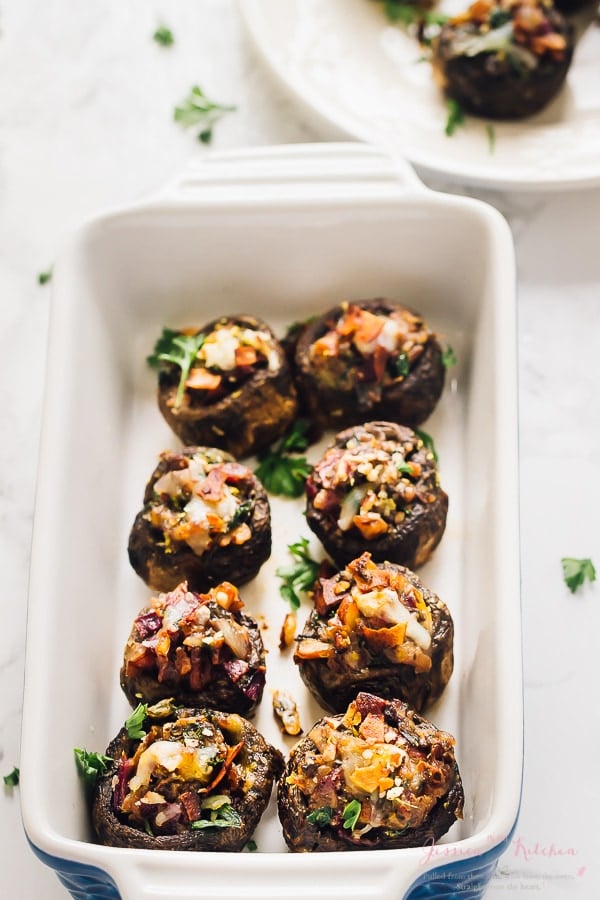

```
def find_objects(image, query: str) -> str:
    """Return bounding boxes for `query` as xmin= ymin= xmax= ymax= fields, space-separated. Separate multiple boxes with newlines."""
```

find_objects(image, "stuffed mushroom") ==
xmin=149 ymin=316 xmax=297 ymax=458
xmin=278 ymin=691 xmax=463 ymax=852
xmin=128 ymin=447 xmax=271 ymax=593
xmin=293 ymin=299 xmax=445 ymax=432
xmin=295 ymin=552 xmax=453 ymax=713
xmin=306 ymin=422 xmax=448 ymax=570
xmin=92 ymin=706 xmax=283 ymax=850
xmin=431 ymin=0 xmax=574 ymax=120
xmin=120 ymin=581 xmax=266 ymax=716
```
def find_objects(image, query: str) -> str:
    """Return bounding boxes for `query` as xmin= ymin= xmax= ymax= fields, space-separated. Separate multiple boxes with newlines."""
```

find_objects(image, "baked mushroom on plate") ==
xmin=305 ymin=421 xmax=448 ymax=570
xmin=295 ymin=552 xmax=453 ymax=713
xmin=92 ymin=706 xmax=283 ymax=850
xmin=293 ymin=299 xmax=445 ymax=432
xmin=148 ymin=315 xmax=297 ymax=458
xmin=120 ymin=581 xmax=266 ymax=717
xmin=128 ymin=447 xmax=271 ymax=593
xmin=431 ymin=0 xmax=574 ymax=120
xmin=278 ymin=691 xmax=463 ymax=852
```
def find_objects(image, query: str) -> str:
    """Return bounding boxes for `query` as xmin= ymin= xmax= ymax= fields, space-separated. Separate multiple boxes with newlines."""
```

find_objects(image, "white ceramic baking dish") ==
xmin=21 ymin=143 xmax=522 ymax=900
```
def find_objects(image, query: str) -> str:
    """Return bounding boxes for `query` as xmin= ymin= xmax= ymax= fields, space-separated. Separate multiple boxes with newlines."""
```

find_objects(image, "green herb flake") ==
xmin=255 ymin=420 xmax=312 ymax=498
xmin=3 ymin=767 xmax=20 ymax=787
xmin=191 ymin=802 xmax=242 ymax=830
xmin=153 ymin=24 xmax=174 ymax=47
xmin=342 ymin=799 xmax=362 ymax=831
xmin=561 ymin=557 xmax=596 ymax=594
xmin=395 ymin=352 xmax=410 ymax=377
xmin=74 ymin=748 xmax=113 ymax=787
xmin=125 ymin=703 xmax=148 ymax=740
xmin=244 ymin=839 xmax=258 ymax=852
xmin=38 ymin=269 xmax=53 ymax=285
xmin=397 ymin=461 xmax=414 ymax=476
xmin=174 ymin=85 xmax=236 ymax=143
xmin=307 ymin=806 xmax=334 ymax=827
xmin=415 ymin=428 xmax=438 ymax=463
xmin=442 ymin=345 xmax=457 ymax=369
xmin=276 ymin=537 xmax=320 ymax=610
xmin=486 ymin=124 xmax=496 ymax=154
xmin=384 ymin=0 xmax=419 ymax=25
xmin=445 ymin=99 xmax=466 ymax=137
xmin=147 ymin=327 xmax=206 ymax=408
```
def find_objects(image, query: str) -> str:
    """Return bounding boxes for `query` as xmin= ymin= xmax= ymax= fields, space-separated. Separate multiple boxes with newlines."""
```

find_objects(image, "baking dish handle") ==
xmin=155 ymin=142 xmax=424 ymax=203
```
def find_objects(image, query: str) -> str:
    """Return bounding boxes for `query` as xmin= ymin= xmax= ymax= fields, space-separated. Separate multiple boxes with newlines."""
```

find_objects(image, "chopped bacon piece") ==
xmin=314 ymin=576 xmax=342 ymax=616
xmin=198 ymin=466 xmax=227 ymax=501
xmin=235 ymin=345 xmax=258 ymax=367
xmin=359 ymin=712 xmax=386 ymax=743
xmin=134 ymin=611 xmax=162 ymax=640
xmin=180 ymin=790 xmax=202 ymax=823
xmin=185 ymin=368 xmax=222 ymax=391
xmin=337 ymin=305 xmax=384 ymax=345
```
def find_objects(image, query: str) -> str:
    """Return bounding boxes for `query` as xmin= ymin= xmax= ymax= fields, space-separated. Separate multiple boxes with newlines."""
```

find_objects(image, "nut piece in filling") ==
xmin=128 ymin=446 xmax=271 ymax=593
xmin=92 ymin=707 xmax=283 ymax=851
xmin=150 ymin=315 xmax=298 ymax=459
xmin=120 ymin=581 xmax=266 ymax=717
xmin=293 ymin=299 xmax=445 ymax=432
xmin=278 ymin=691 xmax=463 ymax=852
xmin=306 ymin=421 xmax=448 ymax=571
xmin=295 ymin=552 xmax=453 ymax=713
xmin=431 ymin=0 xmax=574 ymax=120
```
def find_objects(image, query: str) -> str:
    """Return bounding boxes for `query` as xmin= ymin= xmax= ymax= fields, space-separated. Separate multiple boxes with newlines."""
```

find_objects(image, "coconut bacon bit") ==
xmin=309 ymin=427 xmax=437 ymax=541
xmin=286 ymin=693 xmax=460 ymax=835
xmin=272 ymin=690 xmax=303 ymax=736
xmin=295 ymin=552 xmax=434 ymax=674
xmin=146 ymin=450 xmax=253 ymax=556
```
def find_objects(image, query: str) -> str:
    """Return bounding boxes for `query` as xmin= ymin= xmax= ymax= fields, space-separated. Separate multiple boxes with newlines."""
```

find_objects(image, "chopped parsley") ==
xmin=174 ymin=85 xmax=236 ymax=143
xmin=561 ymin=557 xmax=596 ymax=594
xmin=255 ymin=420 xmax=312 ymax=497
xmin=74 ymin=748 xmax=113 ymax=787
xmin=442 ymin=345 xmax=457 ymax=368
xmin=395 ymin=352 xmax=410 ymax=377
xmin=244 ymin=839 xmax=258 ymax=851
xmin=38 ymin=269 xmax=53 ymax=285
xmin=125 ymin=703 xmax=148 ymax=740
xmin=3 ymin=767 xmax=20 ymax=787
xmin=147 ymin=327 xmax=205 ymax=408
xmin=153 ymin=24 xmax=174 ymax=47
xmin=396 ymin=461 xmax=414 ymax=475
xmin=342 ymin=799 xmax=362 ymax=831
xmin=415 ymin=428 xmax=438 ymax=463
xmin=191 ymin=797 xmax=242 ymax=830
xmin=445 ymin=99 xmax=466 ymax=137
xmin=486 ymin=124 xmax=496 ymax=154
xmin=307 ymin=806 xmax=334 ymax=827
xmin=276 ymin=537 xmax=320 ymax=610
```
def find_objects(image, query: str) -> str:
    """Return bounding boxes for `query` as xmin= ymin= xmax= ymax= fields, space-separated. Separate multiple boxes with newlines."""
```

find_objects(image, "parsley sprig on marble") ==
xmin=174 ymin=85 xmax=236 ymax=143
xmin=561 ymin=557 xmax=596 ymax=594
xmin=276 ymin=538 xmax=320 ymax=610
xmin=255 ymin=420 xmax=312 ymax=497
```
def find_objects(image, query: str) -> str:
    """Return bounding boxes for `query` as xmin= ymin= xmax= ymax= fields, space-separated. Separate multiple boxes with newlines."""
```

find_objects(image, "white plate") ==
xmin=239 ymin=0 xmax=600 ymax=191
xmin=21 ymin=145 xmax=522 ymax=900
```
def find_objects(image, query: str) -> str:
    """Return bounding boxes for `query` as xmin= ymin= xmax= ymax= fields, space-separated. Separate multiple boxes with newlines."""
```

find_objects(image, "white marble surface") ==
xmin=1 ymin=2 xmax=599 ymax=897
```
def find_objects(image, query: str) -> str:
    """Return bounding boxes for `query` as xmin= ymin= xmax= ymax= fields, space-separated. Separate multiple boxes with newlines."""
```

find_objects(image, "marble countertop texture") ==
xmin=1 ymin=1 xmax=599 ymax=897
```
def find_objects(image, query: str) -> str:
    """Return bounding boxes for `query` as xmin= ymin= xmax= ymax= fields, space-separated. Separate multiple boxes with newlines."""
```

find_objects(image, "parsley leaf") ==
xmin=342 ymin=799 xmax=362 ymax=831
xmin=384 ymin=0 xmax=419 ymax=24
xmin=74 ymin=748 xmax=113 ymax=787
xmin=125 ymin=703 xmax=148 ymax=740
xmin=415 ymin=428 xmax=438 ymax=463
xmin=147 ymin=328 xmax=205 ymax=408
xmin=276 ymin=537 xmax=320 ymax=610
xmin=486 ymin=124 xmax=496 ymax=154
xmin=174 ymin=85 xmax=236 ymax=143
xmin=561 ymin=557 xmax=596 ymax=594
xmin=3 ymin=767 xmax=20 ymax=787
xmin=191 ymin=799 xmax=242 ymax=830
xmin=307 ymin=806 xmax=334 ymax=827
xmin=38 ymin=269 xmax=53 ymax=285
xmin=395 ymin=352 xmax=410 ymax=377
xmin=153 ymin=25 xmax=174 ymax=47
xmin=255 ymin=420 xmax=312 ymax=497
xmin=244 ymin=839 xmax=258 ymax=851
xmin=445 ymin=99 xmax=466 ymax=137
xmin=442 ymin=345 xmax=457 ymax=368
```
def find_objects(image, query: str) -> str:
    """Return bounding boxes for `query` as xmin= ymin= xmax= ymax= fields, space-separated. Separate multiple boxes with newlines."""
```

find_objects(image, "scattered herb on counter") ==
xmin=3 ymin=767 xmax=20 ymax=787
xmin=174 ymin=85 xmax=236 ymax=143
xmin=486 ymin=124 xmax=496 ymax=154
xmin=74 ymin=748 xmax=113 ymax=787
xmin=147 ymin=328 xmax=206 ymax=408
xmin=307 ymin=806 xmax=333 ymax=827
xmin=445 ymin=98 xmax=465 ymax=137
xmin=125 ymin=703 xmax=148 ymax=740
xmin=561 ymin=557 xmax=596 ymax=594
xmin=153 ymin=24 xmax=174 ymax=47
xmin=276 ymin=537 xmax=320 ymax=610
xmin=415 ymin=428 xmax=438 ymax=463
xmin=342 ymin=799 xmax=362 ymax=831
xmin=255 ymin=419 xmax=312 ymax=497
xmin=442 ymin=345 xmax=457 ymax=368
xmin=38 ymin=269 xmax=53 ymax=285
